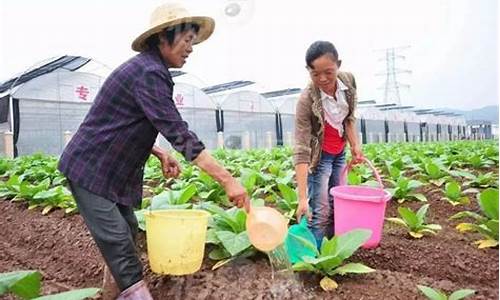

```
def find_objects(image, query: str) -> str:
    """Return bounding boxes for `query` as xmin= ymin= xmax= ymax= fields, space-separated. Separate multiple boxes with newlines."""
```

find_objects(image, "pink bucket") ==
xmin=331 ymin=158 xmax=391 ymax=249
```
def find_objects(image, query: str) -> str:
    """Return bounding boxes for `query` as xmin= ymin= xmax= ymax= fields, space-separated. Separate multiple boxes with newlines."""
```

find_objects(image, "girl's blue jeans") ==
xmin=307 ymin=150 xmax=346 ymax=248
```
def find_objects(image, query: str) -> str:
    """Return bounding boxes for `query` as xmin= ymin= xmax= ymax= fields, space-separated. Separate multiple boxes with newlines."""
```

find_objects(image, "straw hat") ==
xmin=132 ymin=3 xmax=215 ymax=52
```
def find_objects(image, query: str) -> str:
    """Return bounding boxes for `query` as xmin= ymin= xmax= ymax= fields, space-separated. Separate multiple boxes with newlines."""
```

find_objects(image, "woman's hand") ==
xmin=222 ymin=178 xmax=250 ymax=212
xmin=295 ymin=163 xmax=310 ymax=223
xmin=350 ymin=145 xmax=364 ymax=164
xmin=159 ymin=152 xmax=181 ymax=178
xmin=344 ymin=119 xmax=364 ymax=165
xmin=296 ymin=199 xmax=311 ymax=223
xmin=151 ymin=146 xmax=181 ymax=178
xmin=192 ymin=150 xmax=250 ymax=212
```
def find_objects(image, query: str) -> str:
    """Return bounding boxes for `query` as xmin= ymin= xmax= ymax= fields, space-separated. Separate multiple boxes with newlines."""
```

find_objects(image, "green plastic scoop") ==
xmin=285 ymin=218 xmax=318 ymax=263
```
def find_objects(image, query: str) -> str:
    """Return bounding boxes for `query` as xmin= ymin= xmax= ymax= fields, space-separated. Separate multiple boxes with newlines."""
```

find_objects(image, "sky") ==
xmin=0 ymin=0 xmax=498 ymax=110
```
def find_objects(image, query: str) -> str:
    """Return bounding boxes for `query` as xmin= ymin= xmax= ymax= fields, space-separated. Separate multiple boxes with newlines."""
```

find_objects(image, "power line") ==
xmin=375 ymin=46 xmax=411 ymax=105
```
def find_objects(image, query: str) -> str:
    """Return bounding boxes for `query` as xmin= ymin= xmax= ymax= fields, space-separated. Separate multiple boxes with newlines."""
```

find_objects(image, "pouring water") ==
xmin=245 ymin=205 xmax=303 ymax=295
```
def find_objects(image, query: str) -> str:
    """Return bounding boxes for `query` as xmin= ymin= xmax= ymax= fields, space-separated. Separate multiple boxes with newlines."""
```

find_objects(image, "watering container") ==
xmin=285 ymin=218 xmax=317 ymax=263
xmin=331 ymin=158 xmax=391 ymax=248
xmin=246 ymin=206 xmax=288 ymax=252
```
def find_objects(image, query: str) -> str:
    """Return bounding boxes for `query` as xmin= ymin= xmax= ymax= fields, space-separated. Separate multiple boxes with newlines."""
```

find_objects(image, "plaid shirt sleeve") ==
xmin=134 ymin=68 xmax=205 ymax=161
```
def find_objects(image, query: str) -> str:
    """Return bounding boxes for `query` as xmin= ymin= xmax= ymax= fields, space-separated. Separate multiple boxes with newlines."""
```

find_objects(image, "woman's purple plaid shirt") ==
xmin=58 ymin=50 xmax=205 ymax=207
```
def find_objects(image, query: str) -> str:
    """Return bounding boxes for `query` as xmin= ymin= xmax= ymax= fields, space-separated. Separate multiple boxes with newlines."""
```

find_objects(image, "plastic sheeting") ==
xmin=220 ymin=91 xmax=276 ymax=148
xmin=12 ymin=70 xmax=103 ymax=103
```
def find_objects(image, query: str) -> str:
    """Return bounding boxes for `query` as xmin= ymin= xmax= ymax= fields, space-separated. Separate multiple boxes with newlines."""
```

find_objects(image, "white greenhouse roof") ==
xmin=0 ymin=55 xmax=110 ymax=93
xmin=172 ymin=82 xmax=216 ymax=110
xmin=202 ymin=81 xmax=255 ymax=95
xmin=271 ymin=96 xmax=299 ymax=115
xmin=12 ymin=70 xmax=103 ymax=102
xmin=220 ymin=90 xmax=275 ymax=113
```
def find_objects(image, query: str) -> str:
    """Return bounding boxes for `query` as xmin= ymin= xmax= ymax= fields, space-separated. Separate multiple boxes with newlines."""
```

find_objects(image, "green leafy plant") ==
xmin=0 ymin=158 xmax=13 ymax=177
xmin=417 ymin=285 xmax=475 ymax=300
xmin=423 ymin=160 xmax=449 ymax=187
xmin=386 ymin=162 xmax=403 ymax=182
xmin=240 ymin=167 xmax=292 ymax=200
xmin=143 ymin=157 xmax=164 ymax=182
xmin=191 ymin=171 xmax=229 ymax=206
xmin=450 ymin=170 xmax=499 ymax=189
xmin=274 ymin=183 xmax=298 ymax=220
xmin=292 ymin=229 xmax=375 ymax=291
xmin=0 ymin=175 xmax=24 ymax=199
xmin=387 ymin=176 xmax=427 ymax=203
xmin=0 ymin=270 xmax=99 ymax=300
xmin=441 ymin=181 xmax=470 ymax=206
xmin=149 ymin=184 xmax=197 ymax=209
xmin=386 ymin=204 xmax=442 ymax=238
xmin=467 ymin=154 xmax=494 ymax=169
xmin=31 ymin=186 xmax=76 ymax=215
xmin=347 ymin=165 xmax=380 ymax=186
xmin=0 ymin=176 xmax=76 ymax=214
xmin=347 ymin=170 xmax=362 ymax=185
xmin=465 ymin=172 xmax=498 ymax=189
xmin=202 ymin=201 xmax=264 ymax=269
xmin=6 ymin=154 xmax=61 ymax=185
xmin=450 ymin=188 xmax=499 ymax=248
xmin=0 ymin=270 xmax=41 ymax=299
xmin=239 ymin=168 xmax=259 ymax=195
xmin=135 ymin=184 xmax=198 ymax=231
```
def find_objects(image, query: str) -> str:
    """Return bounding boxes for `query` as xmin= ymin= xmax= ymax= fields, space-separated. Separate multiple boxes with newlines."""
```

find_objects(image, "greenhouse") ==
xmin=0 ymin=55 xmax=108 ymax=156
xmin=156 ymin=81 xmax=219 ymax=150
xmin=262 ymin=88 xmax=302 ymax=146
xmin=0 ymin=56 xmax=487 ymax=158
xmin=209 ymin=81 xmax=277 ymax=149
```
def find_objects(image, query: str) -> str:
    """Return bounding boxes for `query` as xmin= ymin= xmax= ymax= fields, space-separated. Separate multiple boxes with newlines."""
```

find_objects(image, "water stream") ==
xmin=266 ymin=244 xmax=304 ymax=298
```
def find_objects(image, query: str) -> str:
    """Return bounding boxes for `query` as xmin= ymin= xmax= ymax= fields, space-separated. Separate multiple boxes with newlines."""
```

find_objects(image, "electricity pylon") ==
xmin=375 ymin=46 xmax=411 ymax=105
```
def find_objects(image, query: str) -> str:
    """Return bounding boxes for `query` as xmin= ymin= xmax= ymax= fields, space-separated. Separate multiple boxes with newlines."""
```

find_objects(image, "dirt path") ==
xmin=0 ymin=194 xmax=498 ymax=299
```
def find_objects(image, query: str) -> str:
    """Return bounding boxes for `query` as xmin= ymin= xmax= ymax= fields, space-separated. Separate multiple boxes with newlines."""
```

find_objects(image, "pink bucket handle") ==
xmin=340 ymin=157 xmax=384 ymax=189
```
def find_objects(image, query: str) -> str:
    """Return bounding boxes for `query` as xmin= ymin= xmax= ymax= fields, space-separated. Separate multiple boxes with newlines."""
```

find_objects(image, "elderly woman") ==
xmin=58 ymin=4 xmax=248 ymax=299
xmin=294 ymin=41 xmax=363 ymax=247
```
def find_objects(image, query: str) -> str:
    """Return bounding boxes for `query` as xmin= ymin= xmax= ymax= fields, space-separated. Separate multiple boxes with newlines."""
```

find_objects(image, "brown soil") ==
xmin=0 ymin=188 xmax=498 ymax=300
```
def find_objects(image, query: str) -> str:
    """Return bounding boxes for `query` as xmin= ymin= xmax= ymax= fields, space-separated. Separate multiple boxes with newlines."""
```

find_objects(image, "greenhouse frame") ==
xmin=0 ymin=55 xmax=489 ymax=158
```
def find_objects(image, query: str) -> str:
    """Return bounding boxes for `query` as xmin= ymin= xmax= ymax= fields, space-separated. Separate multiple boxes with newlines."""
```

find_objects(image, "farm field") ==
xmin=0 ymin=140 xmax=498 ymax=300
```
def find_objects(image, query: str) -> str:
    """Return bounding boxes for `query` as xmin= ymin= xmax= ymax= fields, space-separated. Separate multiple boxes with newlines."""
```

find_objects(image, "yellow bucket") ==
xmin=144 ymin=209 xmax=210 ymax=275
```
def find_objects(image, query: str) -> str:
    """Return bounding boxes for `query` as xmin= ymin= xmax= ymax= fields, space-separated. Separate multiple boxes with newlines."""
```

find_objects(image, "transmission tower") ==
xmin=375 ymin=46 xmax=411 ymax=105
